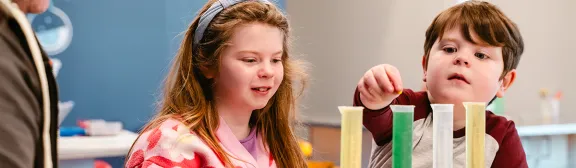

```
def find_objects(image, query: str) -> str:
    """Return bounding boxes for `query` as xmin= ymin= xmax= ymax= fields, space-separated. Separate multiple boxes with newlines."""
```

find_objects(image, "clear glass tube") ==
xmin=431 ymin=104 xmax=454 ymax=168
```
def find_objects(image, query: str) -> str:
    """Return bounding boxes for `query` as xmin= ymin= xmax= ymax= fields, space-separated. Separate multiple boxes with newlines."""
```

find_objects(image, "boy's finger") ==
xmin=364 ymin=71 xmax=384 ymax=96
xmin=385 ymin=65 xmax=403 ymax=93
xmin=372 ymin=66 xmax=394 ymax=93
xmin=358 ymin=78 xmax=377 ymax=102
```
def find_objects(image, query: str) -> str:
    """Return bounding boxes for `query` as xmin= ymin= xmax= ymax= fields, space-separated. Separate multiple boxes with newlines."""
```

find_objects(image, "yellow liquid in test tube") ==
xmin=464 ymin=102 xmax=486 ymax=168
xmin=339 ymin=106 xmax=364 ymax=168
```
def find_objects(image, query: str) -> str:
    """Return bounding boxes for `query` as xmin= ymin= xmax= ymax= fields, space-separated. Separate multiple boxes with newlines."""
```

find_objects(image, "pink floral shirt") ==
xmin=125 ymin=118 xmax=276 ymax=168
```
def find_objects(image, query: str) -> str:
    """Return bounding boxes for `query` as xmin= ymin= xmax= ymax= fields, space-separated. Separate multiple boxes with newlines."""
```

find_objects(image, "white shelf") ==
xmin=517 ymin=124 xmax=576 ymax=137
xmin=58 ymin=130 xmax=138 ymax=160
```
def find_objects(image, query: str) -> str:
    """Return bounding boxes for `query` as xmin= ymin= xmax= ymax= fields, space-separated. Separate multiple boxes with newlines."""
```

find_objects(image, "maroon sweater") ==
xmin=354 ymin=89 xmax=528 ymax=168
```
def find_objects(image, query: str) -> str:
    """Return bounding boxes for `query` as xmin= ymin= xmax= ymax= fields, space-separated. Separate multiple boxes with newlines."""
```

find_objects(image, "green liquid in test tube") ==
xmin=391 ymin=105 xmax=415 ymax=168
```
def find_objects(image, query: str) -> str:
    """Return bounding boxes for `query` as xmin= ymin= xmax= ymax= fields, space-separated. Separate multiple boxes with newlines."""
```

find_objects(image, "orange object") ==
xmin=555 ymin=91 xmax=563 ymax=100
xmin=94 ymin=160 xmax=112 ymax=168
xmin=307 ymin=161 xmax=336 ymax=168
xmin=299 ymin=139 xmax=313 ymax=158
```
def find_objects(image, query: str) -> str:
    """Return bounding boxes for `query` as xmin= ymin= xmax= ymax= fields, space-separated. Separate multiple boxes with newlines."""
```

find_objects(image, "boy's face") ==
xmin=423 ymin=27 xmax=516 ymax=105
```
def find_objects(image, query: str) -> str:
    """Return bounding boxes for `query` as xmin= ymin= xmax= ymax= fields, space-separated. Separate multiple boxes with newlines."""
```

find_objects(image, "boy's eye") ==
xmin=443 ymin=47 xmax=457 ymax=53
xmin=474 ymin=53 xmax=487 ymax=59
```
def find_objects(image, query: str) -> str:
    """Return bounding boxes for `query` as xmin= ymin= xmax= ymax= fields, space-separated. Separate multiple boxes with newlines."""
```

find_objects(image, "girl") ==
xmin=125 ymin=0 xmax=308 ymax=167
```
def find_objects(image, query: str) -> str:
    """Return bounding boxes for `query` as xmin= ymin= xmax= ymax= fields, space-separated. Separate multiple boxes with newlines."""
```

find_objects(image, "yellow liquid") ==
xmin=464 ymin=102 xmax=486 ymax=168
xmin=339 ymin=106 xmax=364 ymax=168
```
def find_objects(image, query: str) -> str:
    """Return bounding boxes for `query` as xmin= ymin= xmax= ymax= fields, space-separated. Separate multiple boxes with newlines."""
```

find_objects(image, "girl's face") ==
xmin=211 ymin=22 xmax=285 ymax=111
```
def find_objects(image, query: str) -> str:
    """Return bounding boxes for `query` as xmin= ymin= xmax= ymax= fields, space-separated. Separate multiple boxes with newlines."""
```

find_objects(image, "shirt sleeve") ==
xmin=490 ymin=121 xmax=528 ymax=168
xmin=125 ymin=121 xmax=206 ymax=168
xmin=353 ymin=87 xmax=396 ymax=146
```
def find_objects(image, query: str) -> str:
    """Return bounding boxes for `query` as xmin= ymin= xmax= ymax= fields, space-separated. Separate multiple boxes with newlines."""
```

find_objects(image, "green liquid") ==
xmin=392 ymin=111 xmax=413 ymax=168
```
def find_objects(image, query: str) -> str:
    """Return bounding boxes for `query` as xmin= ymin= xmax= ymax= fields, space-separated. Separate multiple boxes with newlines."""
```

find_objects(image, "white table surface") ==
xmin=58 ymin=130 xmax=138 ymax=160
xmin=517 ymin=123 xmax=576 ymax=137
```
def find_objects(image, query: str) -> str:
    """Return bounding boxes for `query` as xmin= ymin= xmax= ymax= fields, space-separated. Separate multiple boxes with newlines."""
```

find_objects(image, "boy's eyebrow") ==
xmin=440 ymin=37 xmax=496 ymax=48
xmin=439 ymin=37 xmax=459 ymax=44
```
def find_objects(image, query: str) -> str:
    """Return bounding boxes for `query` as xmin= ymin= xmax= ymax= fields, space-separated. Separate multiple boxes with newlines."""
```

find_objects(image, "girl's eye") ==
xmin=243 ymin=58 xmax=257 ymax=63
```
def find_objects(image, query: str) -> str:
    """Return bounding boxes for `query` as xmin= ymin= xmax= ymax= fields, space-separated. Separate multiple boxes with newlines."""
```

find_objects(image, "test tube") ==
xmin=464 ymin=102 xmax=486 ymax=168
xmin=390 ymin=105 xmax=415 ymax=168
xmin=339 ymin=106 xmax=364 ymax=168
xmin=431 ymin=104 xmax=454 ymax=168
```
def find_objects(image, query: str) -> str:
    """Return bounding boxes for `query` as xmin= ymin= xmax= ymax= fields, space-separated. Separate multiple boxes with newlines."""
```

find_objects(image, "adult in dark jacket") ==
xmin=0 ymin=0 xmax=59 ymax=167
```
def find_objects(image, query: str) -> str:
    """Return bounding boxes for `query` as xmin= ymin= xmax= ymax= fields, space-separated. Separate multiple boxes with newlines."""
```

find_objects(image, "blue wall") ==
xmin=54 ymin=0 xmax=172 ymax=132
xmin=46 ymin=0 xmax=284 ymax=166
xmin=54 ymin=0 xmax=286 ymax=131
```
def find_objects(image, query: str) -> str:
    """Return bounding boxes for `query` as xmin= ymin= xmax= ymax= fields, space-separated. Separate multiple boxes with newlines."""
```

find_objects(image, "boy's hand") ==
xmin=357 ymin=64 xmax=403 ymax=110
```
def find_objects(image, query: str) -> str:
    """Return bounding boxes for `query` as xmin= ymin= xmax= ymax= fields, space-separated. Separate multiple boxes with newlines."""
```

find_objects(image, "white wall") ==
xmin=287 ymin=0 xmax=576 ymax=126
xmin=490 ymin=0 xmax=576 ymax=125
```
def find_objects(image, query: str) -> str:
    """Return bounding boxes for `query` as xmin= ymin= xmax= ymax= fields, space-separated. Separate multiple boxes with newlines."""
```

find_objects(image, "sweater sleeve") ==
xmin=353 ymin=87 xmax=395 ymax=146
xmin=125 ymin=121 xmax=207 ymax=168
xmin=354 ymin=88 xmax=428 ymax=146
xmin=490 ymin=121 xmax=528 ymax=168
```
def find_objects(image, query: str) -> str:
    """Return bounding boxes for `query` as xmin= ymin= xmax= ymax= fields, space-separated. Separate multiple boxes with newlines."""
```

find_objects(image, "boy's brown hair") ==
xmin=423 ymin=0 xmax=524 ymax=78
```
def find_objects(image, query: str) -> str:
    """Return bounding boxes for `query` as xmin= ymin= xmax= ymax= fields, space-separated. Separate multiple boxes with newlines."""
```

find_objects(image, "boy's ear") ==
xmin=200 ymin=66 xmax=215 ymax=79
xmin=422 ymin=55 xmax=427 ymax=82
xmin=496 ymin=69 xmax=517 ymax=98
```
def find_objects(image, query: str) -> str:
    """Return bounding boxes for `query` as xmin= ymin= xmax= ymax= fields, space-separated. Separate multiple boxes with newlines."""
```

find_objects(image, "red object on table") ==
xmin=95 ymin=160 xmax=112 ymax=168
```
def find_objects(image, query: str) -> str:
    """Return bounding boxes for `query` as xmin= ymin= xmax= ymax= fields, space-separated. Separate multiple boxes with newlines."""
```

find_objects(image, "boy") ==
xmin=353 ymin=1 xmax=527 ymax=167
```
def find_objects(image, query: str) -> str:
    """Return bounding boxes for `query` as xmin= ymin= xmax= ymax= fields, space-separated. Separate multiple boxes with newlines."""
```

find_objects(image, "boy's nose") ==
xmin=455 ymin=59 xmax=469 ymax=65
xmin=453 ymin=55 xmax=470 ymax=67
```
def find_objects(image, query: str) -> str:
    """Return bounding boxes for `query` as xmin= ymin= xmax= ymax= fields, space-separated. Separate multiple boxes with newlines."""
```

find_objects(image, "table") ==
xmin=517 ymin=124 xmax=576 ymax=168
xmin=58 ymin=130 xmax=138 ymax=168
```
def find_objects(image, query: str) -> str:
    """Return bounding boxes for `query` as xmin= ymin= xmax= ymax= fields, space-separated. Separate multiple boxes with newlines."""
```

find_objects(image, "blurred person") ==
xmin=0 ymin=0 xmax=59 ymax=167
